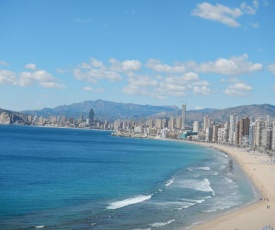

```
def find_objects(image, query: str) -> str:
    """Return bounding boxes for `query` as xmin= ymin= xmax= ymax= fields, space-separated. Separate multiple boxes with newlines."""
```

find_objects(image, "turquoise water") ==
xmin=0 ymin=125 xmax=256 ymax=229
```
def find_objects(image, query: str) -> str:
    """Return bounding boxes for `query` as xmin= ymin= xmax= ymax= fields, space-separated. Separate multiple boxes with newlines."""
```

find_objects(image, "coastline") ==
xmin=189 ymin=142 xmax=275 ymax=230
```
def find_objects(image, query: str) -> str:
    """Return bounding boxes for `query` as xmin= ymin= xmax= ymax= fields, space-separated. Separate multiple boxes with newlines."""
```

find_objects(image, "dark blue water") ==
xmin=0 ymin=125 xmax=256 ymax=229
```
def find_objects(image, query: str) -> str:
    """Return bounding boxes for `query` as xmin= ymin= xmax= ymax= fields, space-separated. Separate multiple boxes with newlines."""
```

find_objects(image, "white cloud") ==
xmin=74 ymin=57 xmax=141 ymax=83
xmin=0 ymin=68 xmax=64 ymax=88
xmin=0 ymin=70 xmax=17 ymax=85
xmin=146 ymin=59 xmax=186 ymax=73
xmin=25 ymin=63 xmax=36 ymax=70
xmin=196 ymin=54 xmax=262 ymax=75
xmin=110 ymin=58 xmax=142 ymax=72
xmin=193 ymin=86 xmax=211 ymax=95
xmin=83 ymin=86 xmax=104 ymax=93
xmin=0 ymin=61 xmax=9 ymax=66
xmin=74 ymin=68 xmax=121 ymax=83
xmin=192 ymin=2 xmax=242 ymax=27
xmin=18 ymin=70 xmax=64 ymax=88
xmin=224 ymin=82 xmax=252 ymax=96
xmin=192 ymin=1 xmax=259 ymax=28
xmin=147 ymin=55 xmax=262 ymax=76
xmin=240 ymin=1 xmax=258 ymax=15
xmin=123 ymin=72 xmax=211 ymax=99
xmin=268 ymin=64 xmax=275 ymax=75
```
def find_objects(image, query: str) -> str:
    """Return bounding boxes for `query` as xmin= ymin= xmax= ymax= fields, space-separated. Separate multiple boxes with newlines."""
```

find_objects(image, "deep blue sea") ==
xmin=0 ymin=125 xmax=257 ymax=230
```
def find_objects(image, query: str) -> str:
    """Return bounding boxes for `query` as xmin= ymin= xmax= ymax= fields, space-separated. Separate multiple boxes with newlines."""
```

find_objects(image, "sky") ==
xmin=0 ymin=0 xmax=275 ymax=111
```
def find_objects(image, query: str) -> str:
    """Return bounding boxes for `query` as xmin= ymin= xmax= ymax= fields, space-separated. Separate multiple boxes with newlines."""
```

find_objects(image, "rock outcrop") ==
xmin=0 ymin=112 xmax=11 ymax=124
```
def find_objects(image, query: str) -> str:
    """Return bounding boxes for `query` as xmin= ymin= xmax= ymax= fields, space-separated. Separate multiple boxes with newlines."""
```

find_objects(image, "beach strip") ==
xmin=189 ymin=143 xmax=275 ymax=230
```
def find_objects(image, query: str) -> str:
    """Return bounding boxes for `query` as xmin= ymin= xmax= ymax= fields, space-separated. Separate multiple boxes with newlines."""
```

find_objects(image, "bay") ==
xmin=0 ymin=125 xmax=256 ymax=229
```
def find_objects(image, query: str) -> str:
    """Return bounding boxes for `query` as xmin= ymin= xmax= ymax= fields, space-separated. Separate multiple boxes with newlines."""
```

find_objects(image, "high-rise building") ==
xmin=229 ymin=114 xmax=238 ymax=144
xmin=254 ymin=117 xmax=266 ymax=148
xmin=169 ymin=117 xmax=176 ymax=129
xmin=261 ymin=128 xmax=272 ymax=150
xmin=203 ymin=116 xmax=211 ymax=132
xmin=162 ymin=119 xmax=168 ymax=128
xmin=249 ymin=123 xmax=255 ymax=149
xmin=193 ymin=121 xmax=199 ymax=132
xmin=182 ymin=104 xmax=186 ymax=130
xmin=147 ymin=119 xmax=154 ymax=129
xmin=89 ymin=109 xmax=94 ymax=123
xmin=218 ymin=128 xmax=229 ymax=143
xmin=176 ymin=117 xmax=182 ymax=129
xmin=205 ymin=127 xmax=213 ymax=142
xmin=238 ymin=117 xmax=250 ymax=146
xmin=272 ymin=122 xmax=275 ymax=150
xmin=212 ymin=124 xmax=221 ymax=142
xmin=266 ymin=115 xmax=271 ymax=128
xmin=155 ymin=119 xmax=162 ymax=129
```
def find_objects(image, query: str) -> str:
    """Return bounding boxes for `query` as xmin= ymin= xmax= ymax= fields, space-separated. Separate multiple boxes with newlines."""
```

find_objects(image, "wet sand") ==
xmin=189 ymin=143 xmax=275 ymax=230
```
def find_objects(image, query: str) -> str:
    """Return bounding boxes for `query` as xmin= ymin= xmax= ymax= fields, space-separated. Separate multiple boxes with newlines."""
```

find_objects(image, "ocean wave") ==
xmin=165 ymin=177 xmax=175 ymax=187
xmin=150 ymin=219 xmax=175 ymax=227
xmin=177 ymin=178 xmax=215 ymax=196
xmin=211 ymin=171 xmax=219 ymax=176
xmin=219 ymin=165 xmax=226 ymax=170
xmin=196 ymin=167 xmax=210 ymax=171
xmin=224 ymin=177 xmax=239 ymax=188
xmin=107 ymin=195 xmax=152 ymax=210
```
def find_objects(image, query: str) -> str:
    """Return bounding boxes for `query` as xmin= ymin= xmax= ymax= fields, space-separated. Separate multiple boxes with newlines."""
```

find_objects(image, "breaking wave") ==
xmin=107 ymin=195 xmax=152 ymax=210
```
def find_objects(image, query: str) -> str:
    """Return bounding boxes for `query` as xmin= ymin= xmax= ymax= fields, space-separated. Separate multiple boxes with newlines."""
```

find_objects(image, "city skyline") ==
xmin=1 ymin=0 xmax=275 ymax=111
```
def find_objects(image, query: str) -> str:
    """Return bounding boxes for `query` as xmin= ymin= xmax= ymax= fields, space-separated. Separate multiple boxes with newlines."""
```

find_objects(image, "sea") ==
xmin=0 ymin=125 xmax=258 ymax=230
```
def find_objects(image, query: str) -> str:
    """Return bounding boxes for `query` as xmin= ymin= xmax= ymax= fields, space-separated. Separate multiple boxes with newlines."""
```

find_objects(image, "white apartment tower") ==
xmin=193 ymin=121 xmax=199 ymax=133
xmin=203 ymin=116 xmax=211 ymax=132
xmin=229 ymin=113 xmax=238 ymax=144
xmin=182 ymin=104 xmax=186 ymax=130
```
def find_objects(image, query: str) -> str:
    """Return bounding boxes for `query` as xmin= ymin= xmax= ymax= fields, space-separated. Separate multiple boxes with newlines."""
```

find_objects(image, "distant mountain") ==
xmin=185 ymin=104 xmax=275 ymax=124
xmin=22 ymin=99 xmax=179 ymax=122
xmin=3 ymin=102 xmax=275 ymax=124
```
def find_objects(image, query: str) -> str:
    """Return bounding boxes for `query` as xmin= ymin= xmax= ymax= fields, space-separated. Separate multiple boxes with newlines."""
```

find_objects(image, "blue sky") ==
xmin=1 ymin=0 xmax=275 ymax=111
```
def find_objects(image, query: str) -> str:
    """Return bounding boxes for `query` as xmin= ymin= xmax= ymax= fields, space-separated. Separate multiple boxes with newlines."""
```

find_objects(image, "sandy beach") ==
xmin=190 ymin=143 xmax=275 ymax=230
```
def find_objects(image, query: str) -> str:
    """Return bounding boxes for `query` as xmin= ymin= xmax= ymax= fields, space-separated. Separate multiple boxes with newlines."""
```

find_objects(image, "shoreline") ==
xmin=188 ymin=142 xmax=275 ymax=230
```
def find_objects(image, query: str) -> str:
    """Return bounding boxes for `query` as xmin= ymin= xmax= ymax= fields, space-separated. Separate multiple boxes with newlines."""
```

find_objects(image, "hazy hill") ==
xmin=185 ymin=104 xmax=275 ymax=124
xmin=21 ymin=101 xmax=275 ymax=124
xmin=22 ymin=99 xmax=179 ymax=122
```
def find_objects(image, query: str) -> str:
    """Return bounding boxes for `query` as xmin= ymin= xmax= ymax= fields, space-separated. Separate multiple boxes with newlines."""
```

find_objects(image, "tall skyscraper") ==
xmin=193 ymin=121 xmax=199 ymax=132
xmin=237 ymin=117 xmax=250 ymax=146
xmin=89 ymin=109 xmax=94 ymax=123
xmin=182 ymin=104 xmax=186 ymax=130
xmin=203 ymin=116 xmax=211 ymax=132
xmin=272 ymin=121 xmax=275 ymax=150
xmin=254 ymin=117 xmax=266 ymax=147
xmin=229 ymin=113 xmax=238 ymax=144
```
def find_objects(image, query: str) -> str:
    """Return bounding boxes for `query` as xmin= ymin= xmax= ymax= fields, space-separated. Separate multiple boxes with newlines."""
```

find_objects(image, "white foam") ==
xmin=219 ymin=165 xmax=226 ymax=170
xmin=165 ymin=177 xmax=175 ymax=187
xmin=196 ymin=167 xmax=210 ymax=171
xmin=35 ymin=226 xmax=44 ymax=229
xmin=178 ymin=178 xmax=215 ymax=196
xmin=150 ymin=219 xmax=175 ymax=227
xmin=107 ymin=195 xmax=152 ymax=209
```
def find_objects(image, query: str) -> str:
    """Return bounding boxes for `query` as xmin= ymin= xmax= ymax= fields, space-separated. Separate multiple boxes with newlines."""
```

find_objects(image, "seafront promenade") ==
xmin=190 ymin=143 xmax=275 ymax=230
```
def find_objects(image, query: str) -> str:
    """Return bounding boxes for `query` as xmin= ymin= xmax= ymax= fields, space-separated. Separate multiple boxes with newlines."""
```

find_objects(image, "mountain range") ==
xmin=19 ymin=100 xmax=275 ymax=124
